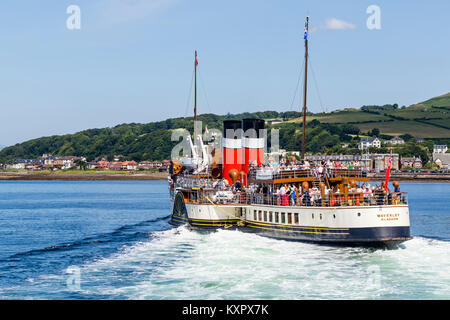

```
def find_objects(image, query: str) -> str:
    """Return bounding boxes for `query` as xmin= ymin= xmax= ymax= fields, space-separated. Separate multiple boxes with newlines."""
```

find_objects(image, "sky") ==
xmin=0 ymin=0 xmax=449 ymax=146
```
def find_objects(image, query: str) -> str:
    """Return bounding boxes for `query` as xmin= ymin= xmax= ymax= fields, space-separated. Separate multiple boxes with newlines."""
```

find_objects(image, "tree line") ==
xmin=0 ymin=110 xmax=444 ymax=164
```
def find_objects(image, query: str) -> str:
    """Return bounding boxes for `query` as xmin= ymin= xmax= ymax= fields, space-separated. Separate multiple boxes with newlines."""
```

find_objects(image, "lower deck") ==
xmin=170 ymin=194 xmax=412 ymax=247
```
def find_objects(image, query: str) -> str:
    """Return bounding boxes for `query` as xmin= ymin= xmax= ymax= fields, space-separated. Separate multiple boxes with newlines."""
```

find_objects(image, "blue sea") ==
xmin=0 ymin=180 xmax=449 ymax=299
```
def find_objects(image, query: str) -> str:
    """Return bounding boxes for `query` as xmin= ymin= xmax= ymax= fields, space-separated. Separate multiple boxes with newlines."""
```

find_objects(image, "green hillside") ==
xmin=1 ymin=93 xmax=449 ymax=163
xmin=287 ymin=98 xmax=450 ymax=138
xmin=420 ymin=92 xmax=450 ymax=107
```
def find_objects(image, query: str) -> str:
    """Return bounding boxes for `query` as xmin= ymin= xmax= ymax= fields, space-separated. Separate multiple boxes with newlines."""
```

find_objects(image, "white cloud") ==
xmin=323 ymin=18 xmax=356 ymax=30
xmin=310 ymin=18 xmax=357 ymax=33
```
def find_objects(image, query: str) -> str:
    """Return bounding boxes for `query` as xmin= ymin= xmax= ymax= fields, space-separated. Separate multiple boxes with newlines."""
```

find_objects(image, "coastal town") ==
xmin=1 ymin=155 xmax=171 ymax=172
xmin=1 ymin=140 xmax=449 ymax=175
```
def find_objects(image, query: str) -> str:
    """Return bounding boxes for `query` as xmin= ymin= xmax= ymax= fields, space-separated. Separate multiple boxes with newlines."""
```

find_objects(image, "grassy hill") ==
xmin=0 ymin=93 xmax=449 ymax=163
xmin=420 ymin=92 xmax=450 ymax=107
xmin=285 ymin=96 xmax=450 ymax=138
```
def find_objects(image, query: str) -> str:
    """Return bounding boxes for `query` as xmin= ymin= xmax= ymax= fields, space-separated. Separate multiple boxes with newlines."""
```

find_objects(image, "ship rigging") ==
xmin=168 ymin=18 xmax=412 ymax=247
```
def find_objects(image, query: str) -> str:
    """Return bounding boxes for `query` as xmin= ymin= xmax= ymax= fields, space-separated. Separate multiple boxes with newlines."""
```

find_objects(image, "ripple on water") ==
xmin=5 ymin=228 xmax=444 ymax=300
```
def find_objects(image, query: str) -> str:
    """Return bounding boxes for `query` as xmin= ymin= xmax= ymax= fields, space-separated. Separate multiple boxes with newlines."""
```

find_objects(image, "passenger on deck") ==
xmin=310 ymin=187 xmax=320 ymax=206
xmin=290 ymin=186 xmax=296 ymax=206
xmin=374 ymin=184 xmax=385 ymax=205
xmin=302 ymin=189 xmax=311 ymax=206
xmin=392 ymin=182 xmax=401 ymax=204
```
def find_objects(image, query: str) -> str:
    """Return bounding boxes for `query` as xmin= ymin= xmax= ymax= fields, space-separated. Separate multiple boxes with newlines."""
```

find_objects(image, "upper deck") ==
xmin=248 ymin=168 xmax=369 ymax=184
xmin=170 ymin=167 xmax=407 ymax=208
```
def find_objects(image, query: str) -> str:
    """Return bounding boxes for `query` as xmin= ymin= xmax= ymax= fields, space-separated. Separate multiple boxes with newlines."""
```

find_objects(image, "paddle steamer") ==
xmin=168 ymin=18 xmax=412 ymax=247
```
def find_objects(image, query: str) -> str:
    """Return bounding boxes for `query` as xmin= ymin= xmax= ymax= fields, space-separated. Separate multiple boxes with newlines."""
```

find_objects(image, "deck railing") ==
xmin=172 ymin=168 xmax=366 ymax=190
xmin=175 ymin=188 xmax=408 ymax=207
xmin=248 ymin=168 xmax=366 ymax=181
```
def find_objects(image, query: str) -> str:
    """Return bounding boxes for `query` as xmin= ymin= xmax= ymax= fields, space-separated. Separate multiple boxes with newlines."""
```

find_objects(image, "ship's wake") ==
xmin=3 ymin=227 xmax=448 ymax=299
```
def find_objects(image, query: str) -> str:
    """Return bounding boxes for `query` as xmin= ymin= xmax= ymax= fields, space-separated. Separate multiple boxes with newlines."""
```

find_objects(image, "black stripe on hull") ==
xmin=169 ymin=216 xmax=189 ymax=226
xmin=242 ymin=224 xmax=411 ymax=247
xmin=169 ymin=215 xmax=411 ymax=247
xmin=169 ymin=216 xmax=240 ymax=229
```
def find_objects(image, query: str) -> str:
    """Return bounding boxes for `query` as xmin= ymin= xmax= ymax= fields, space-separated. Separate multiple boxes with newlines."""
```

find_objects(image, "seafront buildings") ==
xmin=433 ymin=145 xmax=450 ymax=170
xmin=1 ymin=143 xmax=448 ymax=171
xmin=2 ymin=155 xmax=171 ymax=172
xmin=304 ymin=153 xmax=399 ymax=171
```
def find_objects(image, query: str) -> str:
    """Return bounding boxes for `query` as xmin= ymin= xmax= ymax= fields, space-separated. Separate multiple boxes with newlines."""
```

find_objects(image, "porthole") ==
xmin=312 ymin=214 xmax=314 ymax=219
xmin=320 ymin=214 xmax=322 ymax=220
xmin=357 ymin=212 xmax=361 ymax=217
xmin=333 ymin=214 xmax=336 ymax=219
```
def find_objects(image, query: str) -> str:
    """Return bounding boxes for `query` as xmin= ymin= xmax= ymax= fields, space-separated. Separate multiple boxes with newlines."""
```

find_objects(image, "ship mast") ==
xmin=194 ymin=50 xmax=198 ymax=145
xmin=301 ymin=17 xmax=309 ymax=160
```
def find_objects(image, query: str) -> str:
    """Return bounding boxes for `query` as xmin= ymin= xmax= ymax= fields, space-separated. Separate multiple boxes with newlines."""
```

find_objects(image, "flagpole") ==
xmin=194 ymin=50 xmax=198 ymax=145
xmin=301 ymin=17 xmax=309 ymax=160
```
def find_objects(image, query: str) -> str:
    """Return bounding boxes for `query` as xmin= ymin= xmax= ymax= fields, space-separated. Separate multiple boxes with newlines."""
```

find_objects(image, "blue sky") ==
xmin=0 ymin=0 xmax=449 ymax=146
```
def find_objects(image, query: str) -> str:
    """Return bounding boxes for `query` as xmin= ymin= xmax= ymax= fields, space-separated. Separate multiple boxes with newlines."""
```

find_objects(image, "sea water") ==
xmin=0 ymin=180 xmax=448 ymax=299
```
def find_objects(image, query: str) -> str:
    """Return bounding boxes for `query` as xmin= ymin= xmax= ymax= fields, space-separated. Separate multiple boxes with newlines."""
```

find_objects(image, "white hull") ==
xmin=171 ymin=197 xmax=411 ymax=246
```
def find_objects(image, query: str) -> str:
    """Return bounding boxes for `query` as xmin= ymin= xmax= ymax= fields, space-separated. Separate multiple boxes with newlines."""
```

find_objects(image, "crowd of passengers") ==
xmin=169 ymin=157 xmax=402 ymax=206
xmin=228 ymin=180 xmax=402 ymax=207
xmin=170 ymin=176 xmax=403 ymax=207
xmin=251 ymin=157 xmax=363 ymax=176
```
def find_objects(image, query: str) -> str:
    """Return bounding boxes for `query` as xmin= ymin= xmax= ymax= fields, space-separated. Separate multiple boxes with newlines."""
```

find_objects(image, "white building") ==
xmin=433 ymin=145 xmax=448 ymax=154
xmin=434 ymin=155 xmax=450 ymax=169
xmin=386 ymin=137 xmax=405 ymax=145
xmin=6 ymin=163 xmax=26 ymax=170
xmin=432 ymin=145 xmax=449 ymax=169
xmin=359 ymin=137 xmax=381 ymax=150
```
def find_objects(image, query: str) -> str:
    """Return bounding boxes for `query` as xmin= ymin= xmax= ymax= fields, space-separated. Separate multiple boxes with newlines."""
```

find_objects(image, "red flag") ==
xmin=384 ymin=156 xmax=392 ymax=191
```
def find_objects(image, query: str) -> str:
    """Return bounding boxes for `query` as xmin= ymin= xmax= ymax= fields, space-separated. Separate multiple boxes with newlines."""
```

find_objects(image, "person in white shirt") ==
xmin=280 ymin=185 xmax=286 ymax=196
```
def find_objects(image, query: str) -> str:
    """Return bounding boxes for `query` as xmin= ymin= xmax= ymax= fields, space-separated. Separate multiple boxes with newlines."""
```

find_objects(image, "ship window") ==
xmin=320 ymin=214 xmax=322 ymax=220
xmin=275 ymin=212 xmax=279 ymax=223
xmin=269 ymin=211 xmax=273 ymax=222
xmin=254 ymin=210 xmax=257 ymax=220
xmin=288 ymin=213 xmax=292 ymax=224
xmin=281 ymin=212 xmax=286 ymax=224
xmin=312 ymin=213 xmax=314 ymax=219
xmin=264 ymin=211 xmax=267 ymax=222
xmin=294 ymin=213 xmax=299 ymax=224
xmin=358 ymin=212 xmax=361 ymax=217
xmin=258 ymin=210 xmax=262 ymax=221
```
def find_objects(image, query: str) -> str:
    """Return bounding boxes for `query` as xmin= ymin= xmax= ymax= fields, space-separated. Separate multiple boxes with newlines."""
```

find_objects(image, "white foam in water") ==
xmin=68 ymin=228 xmax=450 ymax=300
xmin=2 ymin=227 xmax=448 ymax=299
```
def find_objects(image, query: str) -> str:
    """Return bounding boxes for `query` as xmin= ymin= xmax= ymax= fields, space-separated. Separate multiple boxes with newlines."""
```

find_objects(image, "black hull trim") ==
xmin=241 ymin=225 xmax=411 ymax=248
xmin=170 ymin=216 xmax=240 ymax=229
xmin=169 ymin=215 xmax=189 ymax=226
xmin=169 ymin=215 xmax=411 ymax=247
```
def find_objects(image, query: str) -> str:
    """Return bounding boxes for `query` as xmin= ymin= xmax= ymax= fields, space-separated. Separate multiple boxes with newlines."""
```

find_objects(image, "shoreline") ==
xmin=367 ymin=173 xmax=450 ymax=183
xmin=0 ymin=171 xmax=449 ymax=182
xmin=0 ymin=171 xmax=169 ymax=181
